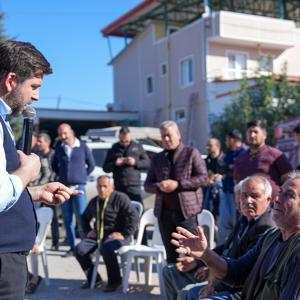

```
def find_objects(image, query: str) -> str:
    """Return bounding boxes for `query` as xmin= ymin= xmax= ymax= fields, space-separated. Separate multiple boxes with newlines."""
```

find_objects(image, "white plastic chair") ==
xmin=197 ymin=209 xmax=215 ymax=249
xmin=131 ymin=201 xmax=144 ymax=218
xmin=117 ymin=208 xmax=166 ymax=295
xmin=29 ymin=207 xmax=53 ymax=286
xmin=90 ymin=200 xmax=144 ymax=289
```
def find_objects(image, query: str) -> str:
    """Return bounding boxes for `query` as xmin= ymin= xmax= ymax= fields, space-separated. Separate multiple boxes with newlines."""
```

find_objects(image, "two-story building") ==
xmin=101 ymin=0 xmax=300 ymax=151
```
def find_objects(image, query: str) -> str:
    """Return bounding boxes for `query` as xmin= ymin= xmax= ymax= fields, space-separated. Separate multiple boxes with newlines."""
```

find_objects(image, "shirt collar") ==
xmin=62 ymin=138 xmax=80 ymax=148
xmin=0 ymin=99 xmax=12 ymax=119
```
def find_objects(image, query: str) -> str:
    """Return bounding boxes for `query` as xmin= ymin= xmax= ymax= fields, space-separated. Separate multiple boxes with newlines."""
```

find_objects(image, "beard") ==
xmin=3 ymin=87 xmax=26 ymax=117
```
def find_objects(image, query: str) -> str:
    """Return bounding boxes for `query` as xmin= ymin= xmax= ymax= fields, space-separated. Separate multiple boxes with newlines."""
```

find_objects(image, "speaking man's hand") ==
xmin=28 ymin=182 xmax=84 ymax=205
xmin=13 ymin=150 xmax=41 ymax=187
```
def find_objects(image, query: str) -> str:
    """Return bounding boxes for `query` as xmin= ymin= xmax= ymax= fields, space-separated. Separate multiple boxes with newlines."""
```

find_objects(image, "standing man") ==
xmin=36 ymin=133 xmax=59 ymax=250
xmin=52 ymin=123 xmax=95 ymax=256
xmin=204 ymin=138 xmax=225 ymax=219
xmin=144 ymin=120 xmax=208 ymax=263
xmin=234 ymin=120 xmax=292 ymax=198
xmin=0 ymin=40 xmax=80 ymax=300
xmin=103 ymin=126 xmax=150 ymax=204
xmin=75 ymin=175 xmax=139 ymax=292
xmin=288 ymin=123 xmax=300 ymax=170
xmin=218 ymin=129 xmax=246 ymax=244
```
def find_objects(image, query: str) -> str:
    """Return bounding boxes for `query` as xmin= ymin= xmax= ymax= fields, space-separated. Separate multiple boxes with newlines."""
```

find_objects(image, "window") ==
xmin=180 ymin=57 xmax=194 ymax=87
xmin=259 ymin=54 xmax=273 ymax=73
xmin=146 ymin=75 xmax=153 ymax=95
xmin=227 ymin=52 xmax=247 ymax=79
xmin=160 ymin=63 xmax=167 ymax=77
xmin=174 ymin=108 xmax=186 ymax=123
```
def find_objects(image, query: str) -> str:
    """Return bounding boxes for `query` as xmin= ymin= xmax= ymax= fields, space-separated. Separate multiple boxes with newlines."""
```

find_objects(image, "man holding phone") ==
xmin=103 ymin=127 xmax=150 ymax=204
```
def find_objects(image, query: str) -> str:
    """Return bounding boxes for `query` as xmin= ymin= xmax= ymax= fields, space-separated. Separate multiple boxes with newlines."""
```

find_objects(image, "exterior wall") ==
xmin=111 ymin=10 xmax=300 ymax=152
xmin=112 ymin=19 xmax=209 ymax=151
xmin=274 ymin=29 xmax=300 ymax=75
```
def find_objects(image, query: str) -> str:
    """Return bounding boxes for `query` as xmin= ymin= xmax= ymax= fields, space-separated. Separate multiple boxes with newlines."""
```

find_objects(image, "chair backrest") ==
xmin=35 ymin=207 xmax=53 ymax=250
xmin=197 ymin=209 xmax=215 ymax=249
xmin=136 ymin=208 xmax=163 ymax=247
xmin=131 ymin=201 xmax=143 ymax=218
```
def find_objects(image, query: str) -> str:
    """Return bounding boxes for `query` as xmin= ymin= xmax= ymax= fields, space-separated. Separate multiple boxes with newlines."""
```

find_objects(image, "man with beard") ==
xmin=171 ymin=172 xmax=300 ymax=299
xmin=0 ymin=40 xmax=81 ymax=299
xmin=234 ymin=119 xmax=292 ymax=198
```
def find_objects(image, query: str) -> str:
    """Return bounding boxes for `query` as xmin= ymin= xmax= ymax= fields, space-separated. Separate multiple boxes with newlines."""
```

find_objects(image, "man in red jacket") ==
xmin=144 ymin=120 xmax=208 ymax=263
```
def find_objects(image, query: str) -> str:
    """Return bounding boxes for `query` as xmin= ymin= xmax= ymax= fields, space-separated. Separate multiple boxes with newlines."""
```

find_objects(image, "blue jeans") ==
xmin=61 ymin=184 xmax=86 ymax=250
xmin=180 ymin=284 xmax=240 ymax=300
xmin=204 ymin=180 xmax=223 ymax=218
xmin=217 ymin=192 xmax=237 ymax=245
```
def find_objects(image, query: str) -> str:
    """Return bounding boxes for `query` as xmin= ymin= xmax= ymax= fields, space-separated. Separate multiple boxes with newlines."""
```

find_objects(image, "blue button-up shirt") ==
xmin=0 ymin=99 xmax=23 ymax=212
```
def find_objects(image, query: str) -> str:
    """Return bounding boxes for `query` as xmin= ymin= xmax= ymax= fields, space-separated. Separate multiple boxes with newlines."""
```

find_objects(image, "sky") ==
xmin=0 ymin=0 xmax=141 ymax=110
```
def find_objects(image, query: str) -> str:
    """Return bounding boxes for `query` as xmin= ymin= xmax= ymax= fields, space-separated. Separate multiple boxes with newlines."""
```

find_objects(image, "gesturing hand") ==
xmin=28 ymin=182 xmax=84 ymax=205
xmin=171 ymin=226 xmax=208 ymax=260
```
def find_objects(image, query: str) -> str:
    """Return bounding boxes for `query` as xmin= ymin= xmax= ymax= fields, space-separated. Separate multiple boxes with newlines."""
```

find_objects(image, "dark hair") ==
xmin=294 ymin=124 xmax=300 ymax=134
xmin=119 ymin=126 xmax=130 ymax=135
xmin=0 ymin=40 xmax=52 ymax=82
xmin=38 ymin=133 xmax=51 ymax=144
xmin=227 ymin=129 xmax=242 ymax=141
xmin=247 ymin=119 xmax=267 ymax=130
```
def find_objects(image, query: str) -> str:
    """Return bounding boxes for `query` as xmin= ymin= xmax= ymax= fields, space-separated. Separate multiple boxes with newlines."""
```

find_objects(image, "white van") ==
xmin=84 ymin=137 xmax=162 ymax=201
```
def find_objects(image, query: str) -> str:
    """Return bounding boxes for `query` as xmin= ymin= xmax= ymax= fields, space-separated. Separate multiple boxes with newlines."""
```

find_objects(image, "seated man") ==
xmin=75 ymin=175 xmax=139 ymax=292
xmin=171 ymin=172 xmax=300 ymax=299
xmin=164 ymin=175 xmax=275 ymax=300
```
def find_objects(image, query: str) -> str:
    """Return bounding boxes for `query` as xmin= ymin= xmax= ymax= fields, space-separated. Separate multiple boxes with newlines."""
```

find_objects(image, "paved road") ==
xmin=24 ymin=242 xmax=164 ymax=300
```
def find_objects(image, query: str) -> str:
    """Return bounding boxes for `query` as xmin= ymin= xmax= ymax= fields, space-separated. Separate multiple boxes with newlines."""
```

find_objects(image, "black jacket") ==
xmin=81 ymin=191 xmax=139 ymax=240
xmin=103 ymin=140 xmax=150 ymax=189
xmin=214 ymin=208 xmax=276 ymax=292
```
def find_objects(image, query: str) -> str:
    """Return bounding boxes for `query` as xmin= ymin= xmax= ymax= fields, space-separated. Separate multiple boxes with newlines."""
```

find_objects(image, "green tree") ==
xmin=211 ymin=72 xmax=300 ymax=147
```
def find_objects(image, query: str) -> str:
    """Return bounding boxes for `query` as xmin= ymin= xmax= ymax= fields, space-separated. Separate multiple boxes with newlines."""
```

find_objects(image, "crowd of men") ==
xmin=31 ymin=117 xmax=300 ymax=299
xmin=2 ymin=39 xmax=300 ymax=300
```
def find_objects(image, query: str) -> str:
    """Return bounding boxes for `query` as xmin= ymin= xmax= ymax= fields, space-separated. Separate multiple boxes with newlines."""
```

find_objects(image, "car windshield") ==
xmin=92 ymin=149 xmax=108 ymax=167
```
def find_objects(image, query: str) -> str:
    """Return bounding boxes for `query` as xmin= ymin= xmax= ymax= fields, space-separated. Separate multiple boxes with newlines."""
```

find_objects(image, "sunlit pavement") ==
xmin=24 ymin=243 xmax=164 ymax=300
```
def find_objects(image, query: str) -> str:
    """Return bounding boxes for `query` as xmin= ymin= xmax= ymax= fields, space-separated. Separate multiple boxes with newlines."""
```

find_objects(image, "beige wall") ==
xmin=111 ymin=11 xmax=300 ymax=152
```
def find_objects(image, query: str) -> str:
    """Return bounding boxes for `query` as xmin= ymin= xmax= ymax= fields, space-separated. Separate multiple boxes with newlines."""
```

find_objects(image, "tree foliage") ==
xmin=211 ymin=73 xmax=300 ymax=146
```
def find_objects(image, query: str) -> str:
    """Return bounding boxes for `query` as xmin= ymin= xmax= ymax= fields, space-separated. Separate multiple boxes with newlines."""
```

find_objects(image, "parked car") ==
xmin=84 ymin=136 xmax=163 ymax=201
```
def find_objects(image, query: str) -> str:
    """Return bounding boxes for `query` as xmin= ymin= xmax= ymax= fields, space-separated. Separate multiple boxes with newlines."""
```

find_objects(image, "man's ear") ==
xmin=4 ymin=72 xmax=17 ymax=92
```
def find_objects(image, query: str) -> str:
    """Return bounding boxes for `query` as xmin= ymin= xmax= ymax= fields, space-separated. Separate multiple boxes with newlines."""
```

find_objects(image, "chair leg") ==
xmin=157 ymin=253 xmax=165 ymax=296
xmin=144 ymin=256 xmax=153 ymax=286
xmin=90 ymin=250 xmax=100 ymax=289
xmin=41 ymin=251 xmax=50 ymax=286
xmin=134 ymin=257 xmax=140 ymax=282
xmin=122 ymin=253 xmax=133 ymax=294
